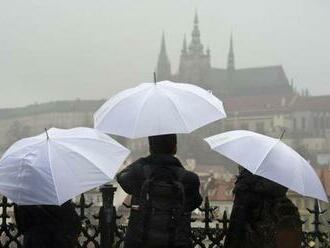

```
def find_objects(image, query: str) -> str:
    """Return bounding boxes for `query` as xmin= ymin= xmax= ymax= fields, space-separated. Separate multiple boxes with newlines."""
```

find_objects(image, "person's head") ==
xmin=148 ymin=134 xmax=177 ymax=155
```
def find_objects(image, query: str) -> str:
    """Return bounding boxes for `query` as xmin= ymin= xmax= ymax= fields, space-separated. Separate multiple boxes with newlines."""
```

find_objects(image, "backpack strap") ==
xmin=142 ymin=164 xmax=153 ymax=180
xmin=173 ymin=168 xmax=186 ymax=207
xmin=140 ymin=164 xmax=153 ymax=202
xmin=167 ymin=167 xmax=186 ymax=248
xmin=139 ymin=164 xmax=153 ymax=245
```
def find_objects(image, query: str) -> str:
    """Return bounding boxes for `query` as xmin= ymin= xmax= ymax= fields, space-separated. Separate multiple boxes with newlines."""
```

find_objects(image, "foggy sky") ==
xmin=0 ymin=0 xmax=329 ymax=108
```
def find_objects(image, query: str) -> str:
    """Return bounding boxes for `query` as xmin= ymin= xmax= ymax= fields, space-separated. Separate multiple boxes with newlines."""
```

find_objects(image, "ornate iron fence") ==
xmin=0 ymin=185 xmax=329 ymax=248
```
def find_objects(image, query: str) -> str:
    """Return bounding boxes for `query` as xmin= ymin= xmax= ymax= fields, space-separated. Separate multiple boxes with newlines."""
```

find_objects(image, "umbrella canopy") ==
xmin=204 ymin=130 xmax=328 ymax=202
xmin=94 ymin=80 xmax=226 ymax=138
xmin=0 ymin=127 xmax=130 ymax=205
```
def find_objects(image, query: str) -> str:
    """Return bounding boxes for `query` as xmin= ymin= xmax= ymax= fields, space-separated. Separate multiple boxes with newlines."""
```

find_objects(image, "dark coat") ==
xmin=116 ymin=154 xmax=203 ymax=248
xmin=14 ymin=201 xmax=81 ymax=248
xmin=224 ymin=169 xmax=302 ymax=248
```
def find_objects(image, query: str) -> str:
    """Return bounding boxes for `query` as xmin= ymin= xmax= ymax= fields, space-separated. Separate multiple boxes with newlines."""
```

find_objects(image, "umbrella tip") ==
xmin=153 ymin=72 xmax=157 ymax=84
xmin=279 ymin=129 xmax=286 ymax=140
xmin=45 ymin=128 xmax=49 ymax=140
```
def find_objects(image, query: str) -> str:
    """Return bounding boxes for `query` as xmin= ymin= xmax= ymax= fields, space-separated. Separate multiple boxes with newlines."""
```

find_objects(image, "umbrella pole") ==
xmin=153 ymin=72 xmax=157 ymax=83
xmin=279 ymin=129 xmax=286 ymax=140
xmin=44 ymin=128 xmax=49 ymax=140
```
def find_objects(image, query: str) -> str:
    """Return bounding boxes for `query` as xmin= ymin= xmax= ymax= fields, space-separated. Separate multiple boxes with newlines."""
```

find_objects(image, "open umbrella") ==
xmin=0 ymin=127 xmax=130 ymax=205
xmin=94 ymin=80 xmax=226 ymax=138
xmin=204 ymin=130 xmax=328 ymax=202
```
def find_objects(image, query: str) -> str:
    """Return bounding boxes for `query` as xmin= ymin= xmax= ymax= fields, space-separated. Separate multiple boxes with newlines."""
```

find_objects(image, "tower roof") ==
xmin=189 ymin=11 xmax=203 ymax=55
xmin=156 ymin=32 xmax=171 ymax=80
xmin=181 ymin=34 xmax=187 ymax=55
xmin=227 ymin=33 xmax=235 ymax=70
xmin=159 ymin=32 xmax=168 ymax=59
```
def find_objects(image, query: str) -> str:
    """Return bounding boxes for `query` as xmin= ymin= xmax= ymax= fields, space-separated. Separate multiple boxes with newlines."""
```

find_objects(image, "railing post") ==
xmin=99 ymin=184 xmax=117 ymax=248
xmin=307 ymin=199 xmax=328 ymax=246
xmin=204 ymin=196 xmax=211 ymax=230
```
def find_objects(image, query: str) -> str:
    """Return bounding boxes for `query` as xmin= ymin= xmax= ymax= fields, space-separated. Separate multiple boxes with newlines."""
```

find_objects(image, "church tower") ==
xmin=179 ymin=34 xmax=188 ymax=76
xmin=178 ymin=12 xmax=211 ymax=83
xmin=156 ymin=32 xmax=171 ymax=81
xmin=227 ymin=33 xmax=235 ymax=72
xmin=227 ymin=33 xmax=236 ymax=92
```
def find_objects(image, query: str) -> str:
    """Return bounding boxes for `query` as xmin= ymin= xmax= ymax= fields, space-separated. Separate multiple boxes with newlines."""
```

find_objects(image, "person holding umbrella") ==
xmin=94 ymin=79 xmax=226 ymax=247
xmin=14 ymin=201 xmax=81 ymax=248
xmin=116 ymin=134 xmax=203 ymax=248
xmin=205 ymin=130 xmax=329 ymax=248
xmin=0 ymin=127 xmax=130 ymax=248
xmin=223 ymin=167 xmax=302 ymax=248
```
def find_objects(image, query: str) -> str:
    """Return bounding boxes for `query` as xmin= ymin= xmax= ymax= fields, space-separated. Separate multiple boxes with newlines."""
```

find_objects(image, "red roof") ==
xmin=223 ymin=95 xmax=330 ymax=115
xmin=223 ymin=95 xmax=293 ymax=115
xmin=292 ymin=95 xmax=330 ymax=111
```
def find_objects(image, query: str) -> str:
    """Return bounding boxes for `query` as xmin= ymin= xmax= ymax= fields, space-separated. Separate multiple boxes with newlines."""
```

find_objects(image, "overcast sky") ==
xmin=0 ymin=0 xmax=329 ymax=108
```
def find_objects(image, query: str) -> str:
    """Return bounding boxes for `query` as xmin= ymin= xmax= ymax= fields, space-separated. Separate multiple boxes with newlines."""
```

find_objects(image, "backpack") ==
xmin=138 ymin=164 xmax=191 ymax=247
xmin=245 ymin=196 xmax=301 ymax=248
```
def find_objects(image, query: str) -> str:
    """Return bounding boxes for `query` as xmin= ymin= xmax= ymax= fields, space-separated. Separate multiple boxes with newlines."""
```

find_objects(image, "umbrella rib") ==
xmin=15 ymin=153 xmax=28 ymax=204
xmin=165 ymin=83 xmax=226 ymax=117
xmin=206 ymin=133 xmax=253 ymax=149
xmin=47 ymin=140 xmax=61 ymax=205
xmin=160 ymin=88 xmax=190 ymax=132
xmin=1 ymin=140 xmax=45 ymax=162
xmin=252 ymin=139 xmax=280 ymax=174
xmin=50 ymin=137 xmax=125 ymax=148
xmin=55 ymin=138 xmax=129 ymax=159
xmin=12 ymin=142 xmax=46 ymax=204
xmin=46 ymin=142 xmax=114 ymax=205
xmin=295 ymin=157 xmax=305 ymax=196
xmin=251 ymin=139 xmax=306 ymax=196
xmin=132 ymin=87 xmax=154 ymax=137
xmin=54 ymin=141 xmax=114 ymax=178
xmin=94 ymin=84 xmax=151 ymax=126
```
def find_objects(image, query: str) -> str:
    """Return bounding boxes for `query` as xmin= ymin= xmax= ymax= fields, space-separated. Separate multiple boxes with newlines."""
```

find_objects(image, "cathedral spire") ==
xmin=160 ymin=32 xmax=167 ymax=54
xmin=194 ymin=10 xmax=199 ymax=25
xmin=179 ymin=12 xmax=210 ymax=82
xmin=189 ymin=11 xmax=203 ymax=55
xmin=227 ymin=33 xmax=235 ymax=71
xmin=156 ymin=32 xmax=171 ymax=81
xmin=181 ymin=34 xmax=187 ymax=55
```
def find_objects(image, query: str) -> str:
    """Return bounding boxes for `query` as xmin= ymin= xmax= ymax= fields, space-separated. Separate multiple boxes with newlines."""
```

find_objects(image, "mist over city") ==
xmin=0 ymin=0 xmax=329 ymax=108
xmin=0 ymin=1 xmax=330 ymax=247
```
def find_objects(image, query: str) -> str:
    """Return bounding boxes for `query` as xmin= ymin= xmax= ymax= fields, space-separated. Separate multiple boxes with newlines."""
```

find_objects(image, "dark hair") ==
xmin=148 ymin=134 xmax=177 ymax=154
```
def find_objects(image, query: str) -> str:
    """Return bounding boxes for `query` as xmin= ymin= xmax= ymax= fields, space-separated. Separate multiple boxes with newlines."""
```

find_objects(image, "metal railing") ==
xmin=0 ymin=185 xmax=329 ymax=248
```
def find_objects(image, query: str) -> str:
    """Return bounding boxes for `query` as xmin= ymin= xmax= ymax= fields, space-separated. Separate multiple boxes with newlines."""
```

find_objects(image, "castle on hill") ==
xmin=156 ymin=12 xmax=294 ymax=98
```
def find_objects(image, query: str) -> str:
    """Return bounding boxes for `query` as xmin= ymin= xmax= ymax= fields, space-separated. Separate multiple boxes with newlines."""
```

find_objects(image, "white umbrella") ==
xmin=94 ymin=80 xmax=226 ymax=138
xmin=0 ymin=127 xmax=130 ymax=205
xmin=204 ymin=130 xmax=328 ymax=202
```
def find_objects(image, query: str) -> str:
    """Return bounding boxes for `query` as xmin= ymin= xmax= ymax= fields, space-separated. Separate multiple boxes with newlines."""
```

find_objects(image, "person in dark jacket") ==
xmin=14 ymin=200 xmax=81 ymax=248
xmin=224 ymin=168 xmax=302 ymax=248
xmin=117 ymin=134 xmax=202 ymax=248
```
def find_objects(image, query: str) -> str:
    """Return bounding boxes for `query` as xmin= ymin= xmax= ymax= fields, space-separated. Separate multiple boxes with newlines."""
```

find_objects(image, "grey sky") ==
xmin=0 ymin=0 xmax=329 ymax=108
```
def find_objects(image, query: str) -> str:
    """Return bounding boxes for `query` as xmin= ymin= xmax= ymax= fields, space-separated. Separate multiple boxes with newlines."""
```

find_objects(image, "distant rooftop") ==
xmin=1 ymin=95 xmax=329 ymax=121
xmin=0 ymin=99 xmax=105 ymax=120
